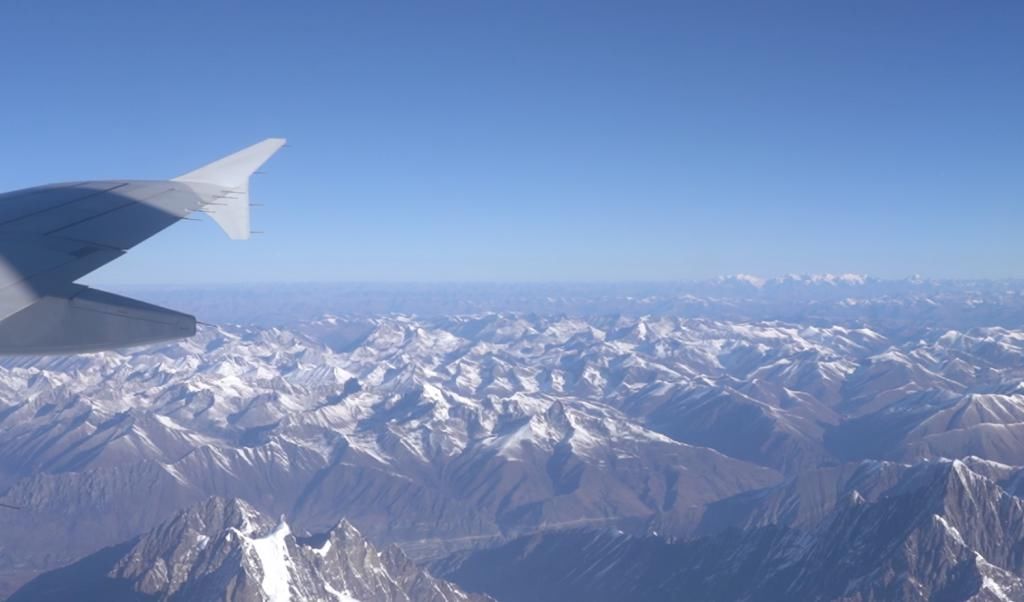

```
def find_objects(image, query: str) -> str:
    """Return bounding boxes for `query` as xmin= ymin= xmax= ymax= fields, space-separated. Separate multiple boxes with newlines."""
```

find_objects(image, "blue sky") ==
xmin=0 ymin=1 xmax=1022 ymax=283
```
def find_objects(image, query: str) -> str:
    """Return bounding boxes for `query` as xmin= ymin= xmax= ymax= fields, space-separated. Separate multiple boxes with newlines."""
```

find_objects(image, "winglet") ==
xmin=173 ymin=138 xmax=286 ymax=240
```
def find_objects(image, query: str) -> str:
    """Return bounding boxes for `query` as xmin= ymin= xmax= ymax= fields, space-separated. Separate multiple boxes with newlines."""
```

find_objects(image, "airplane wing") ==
xmin=0 ymin=138 xmax=285 ymax=354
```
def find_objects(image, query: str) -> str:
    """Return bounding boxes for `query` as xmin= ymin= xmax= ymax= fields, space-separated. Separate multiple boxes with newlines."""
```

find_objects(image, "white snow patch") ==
xmin=250 ymin=521 xmax=295 ymax=602
xmin=933 ymin=514 xmax=965 ymax=547
xmin=324 ymin=581 xmax=360 ymax=602
xmin=981 ymin=575 xmax=1013 ymax=602
xmin=162 ymin=462 xmax=188 ymax=485
xmin=976 ymin=553 xmax=1015 ymax=602
xmin=314 ymin=538 xmax=332 ymax=556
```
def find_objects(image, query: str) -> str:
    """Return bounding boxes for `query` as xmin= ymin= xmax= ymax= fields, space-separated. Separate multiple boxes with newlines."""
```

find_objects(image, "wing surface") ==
xmin=0 ymin=139 xmax=284 ymax=354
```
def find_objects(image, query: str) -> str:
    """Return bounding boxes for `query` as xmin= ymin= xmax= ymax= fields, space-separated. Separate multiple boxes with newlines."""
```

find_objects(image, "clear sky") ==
xmin=1 ymin=1 xmax=1022 ymax=283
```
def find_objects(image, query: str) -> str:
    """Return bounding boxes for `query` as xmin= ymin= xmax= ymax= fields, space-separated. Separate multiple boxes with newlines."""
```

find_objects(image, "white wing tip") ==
xmin=173 ymin=138 xmax=287 ymax=187
xmin=174 ymin=138 xmax=287 ymax=240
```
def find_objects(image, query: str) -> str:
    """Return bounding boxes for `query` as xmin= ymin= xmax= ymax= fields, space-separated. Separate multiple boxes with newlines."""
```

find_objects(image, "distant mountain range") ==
xmin=2 ymin=283 xmax=1024 ymax=599
xmin=115 ymin=278 xmax=1024 ymax=329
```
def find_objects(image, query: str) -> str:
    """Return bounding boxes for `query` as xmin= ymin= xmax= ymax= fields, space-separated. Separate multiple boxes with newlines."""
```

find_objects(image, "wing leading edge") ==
xmin=0 ymin=139 xmax=285 ymax=355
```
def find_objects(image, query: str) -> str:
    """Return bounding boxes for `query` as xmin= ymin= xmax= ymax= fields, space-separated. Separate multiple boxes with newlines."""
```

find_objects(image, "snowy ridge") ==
xmin=9 ymin=497 xmax=485 ymax=602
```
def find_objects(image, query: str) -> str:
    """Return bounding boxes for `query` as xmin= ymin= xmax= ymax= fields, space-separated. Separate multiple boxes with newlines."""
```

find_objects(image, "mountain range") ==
xmin=2 ymin=281 xmax=1024 ymax=599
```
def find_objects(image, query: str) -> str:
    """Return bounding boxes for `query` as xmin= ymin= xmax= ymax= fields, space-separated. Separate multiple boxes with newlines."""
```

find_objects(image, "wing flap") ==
xmin=0 ymin=286 xmax=195 ymax=355
xmin=0 ymin=235 xmax=123 ymax=320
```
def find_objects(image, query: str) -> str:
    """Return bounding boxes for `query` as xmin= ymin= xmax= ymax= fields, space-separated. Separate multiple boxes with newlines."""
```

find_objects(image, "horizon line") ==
xmin=87 ymin=275 xmax=1024 ymax=289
